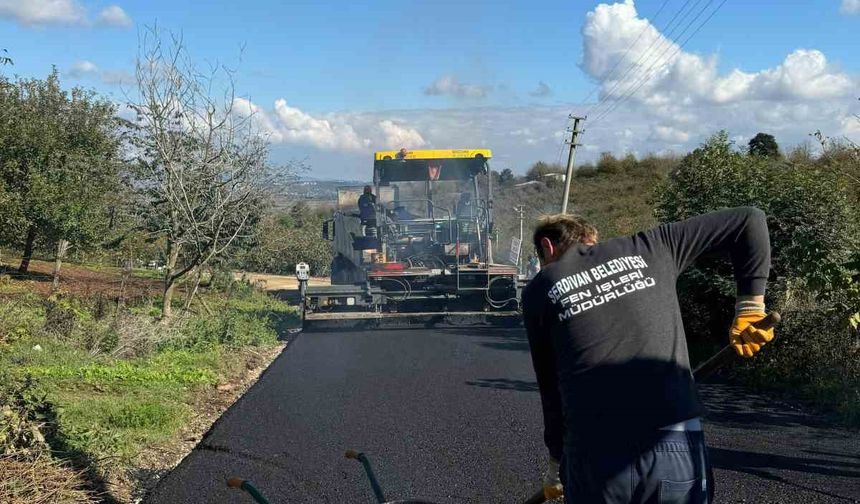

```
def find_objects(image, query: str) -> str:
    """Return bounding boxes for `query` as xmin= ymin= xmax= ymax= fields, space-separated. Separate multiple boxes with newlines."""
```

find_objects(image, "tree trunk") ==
xmin=183 ymin=268 xmax=202 ymax=312
xmin=51 ymin=239 xmax=70 ymax=291
xmin=117 ymin=257 xmax=132 ymax=309
xmin=18 ymin=225 xmax=37 ymax=273
xmin=162 ymin=240 xmax=181 ymax=319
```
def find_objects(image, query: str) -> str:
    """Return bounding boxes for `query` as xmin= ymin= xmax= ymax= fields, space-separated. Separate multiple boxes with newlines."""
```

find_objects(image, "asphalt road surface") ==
xmin=146 ymin=327 xmax=860 ymax=503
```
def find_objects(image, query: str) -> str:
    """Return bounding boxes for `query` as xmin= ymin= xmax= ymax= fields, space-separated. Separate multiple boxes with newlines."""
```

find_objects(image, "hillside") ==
xmin=492 ymin=157 xmax=675 ymax=264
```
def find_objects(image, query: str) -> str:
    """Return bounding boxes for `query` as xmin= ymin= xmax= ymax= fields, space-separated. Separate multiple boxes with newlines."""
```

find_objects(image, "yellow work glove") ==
xmin=730 ymin=302 xmax=774 ymax=357
xmin=542 ymin=457 xmax=563 ymax=500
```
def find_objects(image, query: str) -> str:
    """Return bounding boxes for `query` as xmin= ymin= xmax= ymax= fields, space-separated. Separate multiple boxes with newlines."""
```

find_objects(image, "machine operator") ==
xmin=358 ymin=185 xmax=377 ymax=237
xmin=523 ymin=207 xmax=775 ymax=503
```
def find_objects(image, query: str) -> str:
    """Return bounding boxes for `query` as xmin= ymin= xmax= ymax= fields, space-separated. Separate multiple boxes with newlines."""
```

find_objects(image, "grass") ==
xmin=4 ymin=322 xmax=232 ymax=465
xmin=0 ymin=270 xmax=297 ymax=499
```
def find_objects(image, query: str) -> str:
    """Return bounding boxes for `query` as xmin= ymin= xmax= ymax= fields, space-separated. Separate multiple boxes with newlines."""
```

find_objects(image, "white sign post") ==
xmin=510 ymin=237 xmax=522 ymax=267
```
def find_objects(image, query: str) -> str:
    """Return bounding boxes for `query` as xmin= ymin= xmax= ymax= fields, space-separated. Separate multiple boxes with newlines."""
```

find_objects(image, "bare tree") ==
xmin=130 ymin=27 xmax=277 ymax=318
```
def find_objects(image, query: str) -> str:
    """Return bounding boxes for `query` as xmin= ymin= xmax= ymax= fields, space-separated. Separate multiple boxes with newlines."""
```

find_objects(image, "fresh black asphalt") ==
xmin=145 ymin=327 xmax=860 ymax=503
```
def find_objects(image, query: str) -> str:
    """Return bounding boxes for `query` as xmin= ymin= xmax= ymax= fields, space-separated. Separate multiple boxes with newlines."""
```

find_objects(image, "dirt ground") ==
xmin=1 ymin=256 xmax=330 ymax=298
xmin=234 ymin=272 xmax=330 ymax=291
xmin=1 ymin=259 xmax=162 ymax=300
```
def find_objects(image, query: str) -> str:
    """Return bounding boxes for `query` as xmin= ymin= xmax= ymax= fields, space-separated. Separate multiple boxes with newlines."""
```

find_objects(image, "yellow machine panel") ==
xmin=374 ymin=149 xmax=492 ymax=161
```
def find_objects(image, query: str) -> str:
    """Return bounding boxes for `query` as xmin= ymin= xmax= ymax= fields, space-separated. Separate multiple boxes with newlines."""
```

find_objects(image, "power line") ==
xmin=585 ymin=0 xmax=708 ymax=125
xmin=583 ymin=0 xmax=700 ymax=120
xmin=588 ymin=0 xmax=728 ymax=130
xmin=555 ymin=118 xmax=569 ymax=164
xmin=553 ymin=0 xmax=678 ymax=165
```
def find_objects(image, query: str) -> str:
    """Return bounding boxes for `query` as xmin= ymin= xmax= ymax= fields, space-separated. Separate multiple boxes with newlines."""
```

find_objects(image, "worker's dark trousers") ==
xmin=561 ymin=430 xmax=714 ymax=504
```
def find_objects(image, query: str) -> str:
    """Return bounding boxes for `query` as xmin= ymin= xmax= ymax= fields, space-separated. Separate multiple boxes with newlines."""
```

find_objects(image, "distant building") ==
xmin=539 ymin=172 xmax=566 ymax=182
xmin=514 ymin=180 xmax=543 ymax=188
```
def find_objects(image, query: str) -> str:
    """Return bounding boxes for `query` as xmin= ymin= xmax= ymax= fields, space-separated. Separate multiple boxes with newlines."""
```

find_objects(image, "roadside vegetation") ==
xmin=232 ymin=201 xmax=335 ymax=278
xmin=656 ymin=131 xmax=860 ymax=425
xmin=0 ymin=259 xmax=296 ymax=502
xmin=0 ymin=29 xmax=299 ymax=503
xmin=0 ymin=259 xmax=296 ymax=501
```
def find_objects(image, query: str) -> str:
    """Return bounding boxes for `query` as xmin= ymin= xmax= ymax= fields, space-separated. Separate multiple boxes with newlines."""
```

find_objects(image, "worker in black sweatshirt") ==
xmin=523 ymin=207 xmax=774 ymax=503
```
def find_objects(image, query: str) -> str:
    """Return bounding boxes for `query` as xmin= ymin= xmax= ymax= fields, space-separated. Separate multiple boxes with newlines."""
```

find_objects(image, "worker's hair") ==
xmin=363 ymin=185 xmax=372 ymax=194
xmin=533 ymin=214 xmax=598 ymax=259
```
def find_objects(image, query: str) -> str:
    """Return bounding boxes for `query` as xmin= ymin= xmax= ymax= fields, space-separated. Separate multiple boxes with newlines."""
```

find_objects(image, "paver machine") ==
xmin=301 ymin=149 xmax=521 ymax=329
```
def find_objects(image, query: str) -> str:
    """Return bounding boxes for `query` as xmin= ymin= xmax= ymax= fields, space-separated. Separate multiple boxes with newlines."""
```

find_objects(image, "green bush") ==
xmin=656 ymin=131 xmax=858 ymax=291
xmin=167 ymin=303 xmax=280 ymax=350
xmin=575 ymin=164 xmax=598 ymax=178
xmin=0 ymin=373 xmax=55 ymax=458
xmin=233 ymin=206 xmax=333 ymax=277
xmin=0 ymin=294 xmax=45 ymax=344
xmin=655 ymin=131 xmax=860 ymax=423
xmin=43 ymin=297 xmax=89 ymax=339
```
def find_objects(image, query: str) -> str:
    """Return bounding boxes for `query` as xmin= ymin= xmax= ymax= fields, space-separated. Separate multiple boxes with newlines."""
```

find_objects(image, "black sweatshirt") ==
xmin=523 ymin=207 xmax=770 ymax=460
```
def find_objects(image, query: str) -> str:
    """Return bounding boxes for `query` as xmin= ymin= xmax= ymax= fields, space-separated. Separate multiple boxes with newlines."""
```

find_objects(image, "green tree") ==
xmin=0 ymin=70 xmax=123 ymax=276
xmin=657 ymin=131 xmax=856 ymax=289
xmin=525 ymin=161 xmax=564 ymax=181
xmin=597 ymin=152 xmax=638 ymax=173
xmin=0 ymin=49 xmax=11 ymax=66
xmin=498 ymin=168 xmax=515 ymax=187
xmin=234 ymin=209 xmax=332 ymax=277
xmin=289 ymin=201 xmax=309 ymax=228
xmin=748 ymin=132 xmax=780 ymax=158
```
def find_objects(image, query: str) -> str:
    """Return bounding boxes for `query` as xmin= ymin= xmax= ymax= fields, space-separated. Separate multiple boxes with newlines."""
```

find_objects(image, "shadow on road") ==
xmin=803 ymin=449 xmax=860 ymax=461
xmin=440 ymin=327 xmax=531 ymax=353
xmin=465 ymin=378 xmax=538 ymax=392
xmin=699 ymin=384 xmax=838 ymax=430
xmin=711 ymin=447 xmax=860 ymax=501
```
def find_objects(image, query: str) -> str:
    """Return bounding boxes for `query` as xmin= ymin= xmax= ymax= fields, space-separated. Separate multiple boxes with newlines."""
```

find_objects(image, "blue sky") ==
xmin=2 ymin=0 xmax=859 ymax=178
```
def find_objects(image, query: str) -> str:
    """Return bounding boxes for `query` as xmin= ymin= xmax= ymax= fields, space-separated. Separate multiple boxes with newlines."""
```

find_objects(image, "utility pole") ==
xmin=560 ymin=115 xmax=585 ymax=214
xmin=514 ymin=205 xmax=525 ymax=274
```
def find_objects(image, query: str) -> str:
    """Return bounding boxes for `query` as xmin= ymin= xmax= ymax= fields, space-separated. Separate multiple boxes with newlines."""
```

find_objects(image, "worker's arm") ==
xmin=655 ymin=207 xmax=773 ymax=355
xmin=523 ymin=281 xmax=564 ymax=462
xmin=655 ymin=207 xmax=770 ymax=296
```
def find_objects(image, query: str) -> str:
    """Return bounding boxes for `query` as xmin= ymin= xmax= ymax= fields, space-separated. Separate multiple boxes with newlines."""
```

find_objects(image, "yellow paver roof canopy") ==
xmin=374 ymin=149 xmax=492 ymax=161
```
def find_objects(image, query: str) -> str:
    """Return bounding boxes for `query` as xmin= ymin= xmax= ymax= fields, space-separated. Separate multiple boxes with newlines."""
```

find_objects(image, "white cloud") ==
xmin=424 ymin=75 xmax=490 ymax=99
xmin=68 ymin=59 xmax=98 ymax=77
xmin=571 ymin=0 xmax=858 ymax=159
xmin=649 ymin=125 xmax=689 ymax=144
xmin=0 ymin=1 xmax=131 ymax=27
xmin=67 ymin=59 xmax=133 ymax=86
xmin=378 ymin=120 xmax=426 ymax=149
xmin=234 ymin=98 xmax=428 ymax=151
xmin=0 ymin=0 xmax=85 ymax=25
xmin=841 ymin=0 xmax=860 ymax=14
xmin=246 ymin=0 xmax=860 ymax=179
xmin=529 ymin=81 xmax=552 ymax=98
xmin=271 ymin=99 xmax=368 ymax=150
xmin=261 ymin=100 xmax=860 ymax=179
xmin=582 ymin=0 xmax=856 ymax=107
xmin=96 ymin=5 xmax=131 ymax=27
